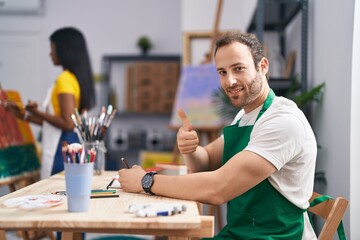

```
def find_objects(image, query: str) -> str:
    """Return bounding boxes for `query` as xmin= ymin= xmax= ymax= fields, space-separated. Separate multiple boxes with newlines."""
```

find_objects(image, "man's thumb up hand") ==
xmin=177 ymin=108 xmax=198 ymax=154
xmin=178 ymin=108 xmax=193 ymax=131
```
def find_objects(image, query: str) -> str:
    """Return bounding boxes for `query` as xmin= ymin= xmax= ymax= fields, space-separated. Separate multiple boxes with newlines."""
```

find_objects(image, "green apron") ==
xmin=212 ymin=90 xmax=305 ymax=239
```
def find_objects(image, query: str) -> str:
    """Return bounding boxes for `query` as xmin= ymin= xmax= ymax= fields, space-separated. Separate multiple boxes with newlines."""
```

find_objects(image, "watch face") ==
xmin=142 ymin=174 xmax=153 ymax=189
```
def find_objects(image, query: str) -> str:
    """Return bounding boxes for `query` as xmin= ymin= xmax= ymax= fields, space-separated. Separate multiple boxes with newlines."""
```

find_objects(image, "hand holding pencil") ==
xmin=118 ymin=164 xmax=146 ymax=193
xmin=106 ymin=158 xmax=129 ymax=189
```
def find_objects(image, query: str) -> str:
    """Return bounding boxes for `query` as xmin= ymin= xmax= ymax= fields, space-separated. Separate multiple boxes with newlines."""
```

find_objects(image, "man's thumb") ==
xmin=177 ymin=108 xmax=193 ymax=131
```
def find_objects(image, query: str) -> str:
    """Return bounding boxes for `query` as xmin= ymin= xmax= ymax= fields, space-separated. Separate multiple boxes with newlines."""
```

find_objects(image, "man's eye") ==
xmin=218 ymin=71 xmax=226 ymax=76
xmin=234 ymin=67 xmax=244 ymax=72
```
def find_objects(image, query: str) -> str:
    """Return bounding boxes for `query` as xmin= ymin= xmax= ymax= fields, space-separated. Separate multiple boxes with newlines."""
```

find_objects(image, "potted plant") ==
xmin=137 ymin=36 xmax=153 ymax=55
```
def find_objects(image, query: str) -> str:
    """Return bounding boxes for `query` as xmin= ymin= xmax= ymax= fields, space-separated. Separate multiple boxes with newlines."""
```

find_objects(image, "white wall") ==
xmin=0 ymin=0 xmax=182 ymax=136
xmin=0 ymin=0 xmax=182 ymax=109
xmin=350 ymin=0 xmax=360 ymax=238
xmin=310 ymin=0 xmax=356 ymax=238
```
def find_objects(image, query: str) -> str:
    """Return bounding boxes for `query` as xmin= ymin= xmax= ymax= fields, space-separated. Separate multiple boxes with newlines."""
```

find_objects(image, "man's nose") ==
xmin=225 ymin=72 xmax=237 ymax=85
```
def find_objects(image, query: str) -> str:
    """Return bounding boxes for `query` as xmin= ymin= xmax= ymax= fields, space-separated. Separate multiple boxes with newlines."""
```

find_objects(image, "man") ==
xmin=119 ymin=31 xmax=317 ymax=239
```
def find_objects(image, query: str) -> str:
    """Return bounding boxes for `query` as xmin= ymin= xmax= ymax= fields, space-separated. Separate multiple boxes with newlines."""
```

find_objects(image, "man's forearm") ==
xmin=183 ymin=146 xmax=211 ymax=173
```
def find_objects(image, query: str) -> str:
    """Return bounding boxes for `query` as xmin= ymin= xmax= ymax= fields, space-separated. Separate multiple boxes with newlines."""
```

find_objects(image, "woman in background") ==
xmin=6 ymin=27 xmax=95 ymax=179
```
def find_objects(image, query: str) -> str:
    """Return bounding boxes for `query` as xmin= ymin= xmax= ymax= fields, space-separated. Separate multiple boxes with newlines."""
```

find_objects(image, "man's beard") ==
xmin=227 ymin=72 xmax=263 ymax=109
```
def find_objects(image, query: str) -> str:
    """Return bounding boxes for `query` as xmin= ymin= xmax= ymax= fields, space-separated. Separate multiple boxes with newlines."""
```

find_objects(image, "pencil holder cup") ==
xmin=84 ymin=140 xmax=106 ymax=175
xmin=64 ymin=162 xmax=94 ymax=212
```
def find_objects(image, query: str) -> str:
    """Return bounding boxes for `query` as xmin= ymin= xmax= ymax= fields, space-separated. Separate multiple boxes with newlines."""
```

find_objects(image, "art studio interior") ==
xmin=0 ymin=0 xmax=359 ymax=239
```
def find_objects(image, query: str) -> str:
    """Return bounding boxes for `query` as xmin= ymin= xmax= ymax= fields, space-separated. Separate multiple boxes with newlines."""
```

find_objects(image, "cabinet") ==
xmin=126 ymin=61 xmax=179 ymax=114
xmin=247 ymin=0 xmax=308 ymax=95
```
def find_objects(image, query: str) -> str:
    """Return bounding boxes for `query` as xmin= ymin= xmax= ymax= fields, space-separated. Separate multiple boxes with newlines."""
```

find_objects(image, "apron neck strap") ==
xmin=255 ymin=89 xmax=275 ymax=121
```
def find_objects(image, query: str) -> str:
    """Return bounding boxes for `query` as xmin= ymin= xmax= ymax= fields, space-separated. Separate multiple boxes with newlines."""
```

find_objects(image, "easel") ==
xmin=169 ymin=0 xmax=225 ymax=233
xmin=0 ymin=89 xmax=40 ymax=190
xmin=0 ymin=88 xmax=54 ymax=240
xmin=193 ymin=0 xmax=225 ymax=233
xmin=204 ymin=0 xmax=223 ymax=64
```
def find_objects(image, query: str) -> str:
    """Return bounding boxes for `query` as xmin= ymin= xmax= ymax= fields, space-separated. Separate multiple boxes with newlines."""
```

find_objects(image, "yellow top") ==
xmin=51 ymin=70 xmax=80 ymax=116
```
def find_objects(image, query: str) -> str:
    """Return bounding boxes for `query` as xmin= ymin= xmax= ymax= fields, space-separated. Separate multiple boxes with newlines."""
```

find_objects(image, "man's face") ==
xmin=215 ymin=42 xmax=264 ymax=110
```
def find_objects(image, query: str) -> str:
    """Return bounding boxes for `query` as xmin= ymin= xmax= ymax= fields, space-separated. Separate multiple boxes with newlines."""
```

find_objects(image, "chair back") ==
xmin=308 ymin=192 xmax=349 ymax=240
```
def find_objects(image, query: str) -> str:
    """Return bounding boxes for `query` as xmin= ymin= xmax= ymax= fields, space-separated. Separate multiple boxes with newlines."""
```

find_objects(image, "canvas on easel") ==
xmin=5 ymin=90 xmax=36 ymax=144
xmin=0 ymin=90 xmax=24 ymax=148
xmin=0 ymin=89 xmax=40 ymax=180
xmin=169 ymin=63 xmax=224 ymax=129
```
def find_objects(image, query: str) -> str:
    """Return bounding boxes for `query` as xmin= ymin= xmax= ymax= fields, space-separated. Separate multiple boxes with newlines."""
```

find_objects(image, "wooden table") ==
xmin=0 ymin=171 xmax=214 ymax=240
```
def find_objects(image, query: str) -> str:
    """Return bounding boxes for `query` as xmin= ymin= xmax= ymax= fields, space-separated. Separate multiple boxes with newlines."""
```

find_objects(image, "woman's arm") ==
xmin=3 ymin=100 xmax=43 ymax=126
xmin=26 ymin=94 xmax=76 ymax=131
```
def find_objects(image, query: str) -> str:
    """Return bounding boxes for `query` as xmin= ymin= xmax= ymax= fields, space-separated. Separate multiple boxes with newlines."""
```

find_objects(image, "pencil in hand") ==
xmin=121 ymin=157 xmax=130 ymax=169
xmin=106 ymin=179 xmax=115 ymax=189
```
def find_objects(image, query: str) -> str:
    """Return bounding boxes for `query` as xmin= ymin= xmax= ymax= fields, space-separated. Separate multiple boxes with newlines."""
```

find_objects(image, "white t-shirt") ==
xmin=230 ymin=96 xmax=317 ymax=239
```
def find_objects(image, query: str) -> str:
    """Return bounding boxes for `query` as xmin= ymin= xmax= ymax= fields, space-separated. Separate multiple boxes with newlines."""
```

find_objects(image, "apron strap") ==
xmin=256 ymin=89 xmax=275 ymax=121
xmin=308 ymin=195 xmax=347 ymax=240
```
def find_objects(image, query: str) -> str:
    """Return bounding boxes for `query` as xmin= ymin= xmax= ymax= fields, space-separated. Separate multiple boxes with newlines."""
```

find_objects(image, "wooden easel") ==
xmin=170 ymin=0 xmax=224 ymax=162
xmin=0 ymin=88 xmax=54 ymax=240
xmin=204 ymin=0 xmax=223 ymax=64
xmin=170 ymin=0 xmax=225 ymax=233
xmin=194 ymin=0 xmax=225 ymax=233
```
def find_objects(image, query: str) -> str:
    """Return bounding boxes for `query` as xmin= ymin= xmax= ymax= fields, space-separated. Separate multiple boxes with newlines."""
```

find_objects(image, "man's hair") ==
xmin=214 ymin=31 xmax=265 ymax=70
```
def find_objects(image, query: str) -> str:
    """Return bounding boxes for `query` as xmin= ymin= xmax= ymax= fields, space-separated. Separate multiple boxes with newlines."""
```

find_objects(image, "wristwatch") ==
xmin=141 ymin=172 xmax=157 ymax=195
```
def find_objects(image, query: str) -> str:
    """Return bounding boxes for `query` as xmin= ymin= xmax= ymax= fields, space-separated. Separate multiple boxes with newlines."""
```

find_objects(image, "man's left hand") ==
xmin=118 ymin=165 xmax=146 ymax=193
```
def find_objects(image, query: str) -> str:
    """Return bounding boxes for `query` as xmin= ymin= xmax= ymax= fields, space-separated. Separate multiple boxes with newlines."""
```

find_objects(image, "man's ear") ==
xmin=259 ymin=57 xmax=269 ymax=75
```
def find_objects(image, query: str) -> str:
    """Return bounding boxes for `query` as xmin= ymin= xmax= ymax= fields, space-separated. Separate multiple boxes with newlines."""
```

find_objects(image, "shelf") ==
xmin=103 ymin=54 xmax=181 ymax=62
xmin=269 ymin=77 xmax=292 ymax=89
xmin=247 ymin=0 xmax=301 ymax=32
xmin=247 ymin=0 xmax=308 ymax=93
xmin=102 ymin=55 xmax=181 ymax=82
xmin=101 ymin=54 xmax=181 ymax=113
xmin=100 ymin=54 xmax=182 ymax=170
